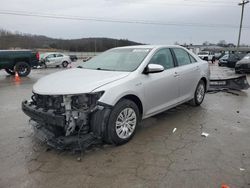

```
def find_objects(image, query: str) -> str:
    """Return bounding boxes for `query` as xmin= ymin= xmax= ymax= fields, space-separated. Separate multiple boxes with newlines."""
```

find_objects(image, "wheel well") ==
xmin=121 ymin=95 xmax=143 ymax=116
xmin=201 ymin=77 xmax=207 ymax=91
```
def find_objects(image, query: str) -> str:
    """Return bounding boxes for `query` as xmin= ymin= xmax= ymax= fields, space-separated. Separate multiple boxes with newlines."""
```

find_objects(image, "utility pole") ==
xmin=237 ymin=0 xmax=249 ymax=51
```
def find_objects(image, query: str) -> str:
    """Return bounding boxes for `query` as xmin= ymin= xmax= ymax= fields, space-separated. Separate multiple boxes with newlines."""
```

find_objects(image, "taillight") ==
xmin=36 ymin=52 xmax=40 ymax=60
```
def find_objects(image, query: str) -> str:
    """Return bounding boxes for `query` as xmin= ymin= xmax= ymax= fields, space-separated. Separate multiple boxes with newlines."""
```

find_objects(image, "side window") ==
xmin=149 ymin=48 xmax=174 ymax=69
xmin=189 ymin=55 xmax=197 ymax=63
xmin=47 ymin=54 xmax=55 ymax=59
xmin=173 ymin=48 xmax=191 ymax=66
xmin=56 ymin=54 xmax=63 ymax=57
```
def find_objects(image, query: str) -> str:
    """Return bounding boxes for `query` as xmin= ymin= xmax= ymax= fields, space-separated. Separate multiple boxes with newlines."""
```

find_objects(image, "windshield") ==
xmin=220 ymin=54 xmax=229 ymax=59
xmin=80 ymin=48 xmax=151 ymax=72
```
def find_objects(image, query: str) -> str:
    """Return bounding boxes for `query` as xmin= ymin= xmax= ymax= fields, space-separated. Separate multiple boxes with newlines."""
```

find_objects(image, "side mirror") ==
xmin=144 ymin=64 xmax=164 ymax=74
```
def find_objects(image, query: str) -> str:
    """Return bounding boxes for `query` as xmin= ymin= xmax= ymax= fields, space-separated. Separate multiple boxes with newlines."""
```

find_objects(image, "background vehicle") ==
xmin=82 ymin=56 xmax=92 ymax=62
xmin=69 ymin=55 xmax=78 ymax=62
xmin=198 ymin=51 xmax=214 ymax=61
xmin=40 ymin=52 xmax=71 ymax=68
xmin=235 ymin=53 xmax=250 ymax=73
xmin=218 ymin=54 xmax=229 ymax=66
xmin=226 ymin=53 xmax=246 ymax=68
xmin=22 ymin=45 xmax=209 ymax=149
xmin=0 ymin=50 xmax=39 ymax=76
xmin=214 ymin=52 xmax=223 ymax=60
xmin=218 ymin=53 xmax=246 ymax=67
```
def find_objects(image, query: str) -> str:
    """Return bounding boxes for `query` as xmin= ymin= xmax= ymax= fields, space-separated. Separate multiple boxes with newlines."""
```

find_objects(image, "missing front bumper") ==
xmin=22 ymin=100 xmax=65 ymax=127
xmin=22 ymin=100 xmax=112 ymax=150
xmin=30 ymin=120 xmax=101 ymax=151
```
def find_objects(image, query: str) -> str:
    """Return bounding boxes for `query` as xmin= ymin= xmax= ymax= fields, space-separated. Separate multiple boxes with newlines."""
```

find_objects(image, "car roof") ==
xmin=43 ymin=52 xmax=64 ymax=55
xmin=114 ymin=45 xmax=184 ymax=50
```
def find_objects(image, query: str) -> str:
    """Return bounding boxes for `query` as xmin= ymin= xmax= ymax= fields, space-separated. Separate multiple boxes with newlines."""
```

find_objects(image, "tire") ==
xmin=190 ymin=80 xmax=206 ymax=106
xmin=5 ymin=68 xmax=15 ymax=75
xmin=14 ymin=62 xmax=31 ymax=77
xmin=62 ymin=61 xmax=68 ymax=68
xmin=106 ymin=99 xmax=140 ymax=145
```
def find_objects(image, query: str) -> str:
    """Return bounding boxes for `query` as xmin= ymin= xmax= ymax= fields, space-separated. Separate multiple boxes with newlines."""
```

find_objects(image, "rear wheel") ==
xmin=62 ymin=61 xmax=68 ymax=68
xmin=5 ymin=68 xmax=15 ymax=75
xmin=190 ymin=80 xmax=206 ymax=106
xmin=106 ymin=99 xmax=140 ymax=145
xmin=15 ymin=62 xmax=31 ymax=77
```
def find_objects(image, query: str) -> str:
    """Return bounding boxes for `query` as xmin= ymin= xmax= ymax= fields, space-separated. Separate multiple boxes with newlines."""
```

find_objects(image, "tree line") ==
xmin=0 ymin=29 xmax=142 ymax=52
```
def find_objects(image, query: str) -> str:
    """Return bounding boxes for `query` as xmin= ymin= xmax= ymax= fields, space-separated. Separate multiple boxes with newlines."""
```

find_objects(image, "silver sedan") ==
xmin=23 ymin=45 xmax=210 ymax=148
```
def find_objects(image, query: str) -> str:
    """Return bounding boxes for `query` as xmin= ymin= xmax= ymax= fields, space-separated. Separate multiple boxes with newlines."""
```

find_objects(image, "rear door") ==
xmin=143 ymin=48 xmax=180 ymax=116
xmin=172 ymin=48 xmax=200 ymax=102
xmin=55 ymin=54 xmax=64 ymax=65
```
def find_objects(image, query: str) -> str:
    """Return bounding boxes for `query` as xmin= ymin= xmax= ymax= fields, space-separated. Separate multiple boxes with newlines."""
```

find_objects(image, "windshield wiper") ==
xmin=96 ymin=68 xmax=112 ymax=71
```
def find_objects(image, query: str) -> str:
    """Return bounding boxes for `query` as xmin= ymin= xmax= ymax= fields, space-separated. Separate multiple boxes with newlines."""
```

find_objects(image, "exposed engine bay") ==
xmin=22 ymin=92 xmax=111 ymax=150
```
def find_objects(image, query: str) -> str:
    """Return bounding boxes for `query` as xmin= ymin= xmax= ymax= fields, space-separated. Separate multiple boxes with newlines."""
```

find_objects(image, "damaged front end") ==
xmin=22 ymin=92 xmax=112 ymax=150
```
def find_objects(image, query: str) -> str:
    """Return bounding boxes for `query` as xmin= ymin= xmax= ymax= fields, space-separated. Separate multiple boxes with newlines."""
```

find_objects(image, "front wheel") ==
xmin=106 ymin=99 xmax=140 ymax=145
xmin=190 ymin=80 xmax=206 ymax=106
xmin=14 ymin=62 xmax=31 ymax=77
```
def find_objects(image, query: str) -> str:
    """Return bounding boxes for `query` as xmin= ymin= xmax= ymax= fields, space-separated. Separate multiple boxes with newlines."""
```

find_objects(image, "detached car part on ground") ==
xmin=198 ymin=51 xmax=215 ymax=61
xmin=0 ymin=50 xmax=39 ymax=77
xmin=209 ymin=75 xmax=250 ymax=91
xmin=22 ymin=45 xmax=210 ymax=150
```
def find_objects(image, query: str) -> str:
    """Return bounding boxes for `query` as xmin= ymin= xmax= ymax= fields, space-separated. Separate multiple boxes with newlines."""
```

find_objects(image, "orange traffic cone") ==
xmin=221 ymin=184 xmax=230 ymax=188
xmin=15 ymin=71 xmax=20 ymax=82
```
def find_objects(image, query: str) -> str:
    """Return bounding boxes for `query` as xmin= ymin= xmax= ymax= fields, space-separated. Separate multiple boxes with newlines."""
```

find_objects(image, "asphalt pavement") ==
xmin=0 ymin=63 xmax=250 ymax=188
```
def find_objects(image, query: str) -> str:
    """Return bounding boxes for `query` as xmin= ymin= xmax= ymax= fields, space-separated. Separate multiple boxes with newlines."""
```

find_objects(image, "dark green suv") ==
xmin=0 ymin=50 xmax=39 ymax=77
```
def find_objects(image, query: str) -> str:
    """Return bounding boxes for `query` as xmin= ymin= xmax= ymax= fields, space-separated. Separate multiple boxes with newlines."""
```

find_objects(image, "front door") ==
xmin=143 ymin=48 xmax=180 ymax=117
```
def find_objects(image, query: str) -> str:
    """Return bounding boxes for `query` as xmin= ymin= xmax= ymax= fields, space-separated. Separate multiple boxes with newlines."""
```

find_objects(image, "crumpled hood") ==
xmin=33 ymin=68 xmax=130 ymax=95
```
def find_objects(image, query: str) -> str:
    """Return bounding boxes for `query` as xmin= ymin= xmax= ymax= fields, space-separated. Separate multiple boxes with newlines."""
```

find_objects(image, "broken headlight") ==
xmin=31 ymin=94 xmax=64 ymax=113
xmin=71 ymin=91 xmax=104 ymax=111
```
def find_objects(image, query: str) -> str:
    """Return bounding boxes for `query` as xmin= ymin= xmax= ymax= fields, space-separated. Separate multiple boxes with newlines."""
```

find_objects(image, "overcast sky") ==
xmin=0 ymin=0 xmax=249 ymax=45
